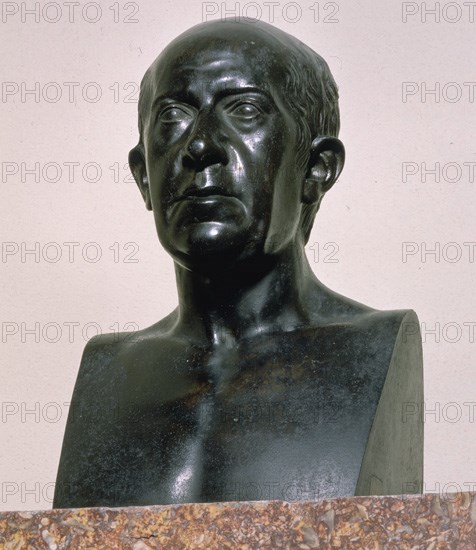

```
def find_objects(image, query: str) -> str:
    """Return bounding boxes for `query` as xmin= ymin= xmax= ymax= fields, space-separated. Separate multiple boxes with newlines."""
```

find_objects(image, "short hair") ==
xmin=135 ymin=19 xmax=340 ymax=244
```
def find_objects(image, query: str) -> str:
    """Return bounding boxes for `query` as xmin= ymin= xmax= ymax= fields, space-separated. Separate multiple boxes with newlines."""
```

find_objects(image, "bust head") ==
xmin=129 ymin=19 xmax=345 ymax=271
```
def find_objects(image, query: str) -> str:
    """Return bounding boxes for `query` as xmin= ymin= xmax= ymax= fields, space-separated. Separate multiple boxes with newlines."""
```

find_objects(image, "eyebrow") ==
xmin=150 ymin=86 xmax=275 ymax=112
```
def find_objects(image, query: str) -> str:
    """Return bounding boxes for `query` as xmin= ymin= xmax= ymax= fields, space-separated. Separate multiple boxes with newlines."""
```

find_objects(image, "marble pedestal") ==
xmin=2 ymin=492 xmax=476 ymax=548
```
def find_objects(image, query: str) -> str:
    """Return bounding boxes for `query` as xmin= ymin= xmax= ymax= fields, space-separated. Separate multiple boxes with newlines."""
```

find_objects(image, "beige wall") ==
xmin=2 ymin=0 xmax=475 ymax=510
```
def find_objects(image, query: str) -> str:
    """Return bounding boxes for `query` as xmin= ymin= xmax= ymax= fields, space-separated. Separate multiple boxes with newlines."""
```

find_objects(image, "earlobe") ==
xmin=302 ymin=136 xmax=345 ymax=205
xmin=128 ymin=144 xmax=152 ymax=211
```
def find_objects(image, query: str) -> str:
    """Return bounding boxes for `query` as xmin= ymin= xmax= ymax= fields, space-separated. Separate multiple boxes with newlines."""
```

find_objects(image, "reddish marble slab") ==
xmin=1 ymin=493 xmax=476 ymax=549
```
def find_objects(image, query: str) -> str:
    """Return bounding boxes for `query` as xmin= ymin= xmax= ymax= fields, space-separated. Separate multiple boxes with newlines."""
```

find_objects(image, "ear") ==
xmin=128 ymin=144 xmax=152 ymax=211
xmin=302 ymin=136 xmax=345 ymax=205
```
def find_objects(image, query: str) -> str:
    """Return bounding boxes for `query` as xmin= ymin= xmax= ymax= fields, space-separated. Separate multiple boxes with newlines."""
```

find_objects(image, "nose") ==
xmin=183 ymin=114 xmax=228 ymax=171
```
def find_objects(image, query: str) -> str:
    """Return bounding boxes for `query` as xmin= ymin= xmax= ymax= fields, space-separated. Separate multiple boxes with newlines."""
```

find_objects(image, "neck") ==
xmin=172 ymin=242 xmax=319 ymax=347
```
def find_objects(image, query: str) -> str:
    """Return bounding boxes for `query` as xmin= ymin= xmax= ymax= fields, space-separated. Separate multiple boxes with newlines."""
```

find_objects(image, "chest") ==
xmin=105 ymin=333 xmax=388 ymax=503
xmin=115 ymin=331 xmax=381 ymax=439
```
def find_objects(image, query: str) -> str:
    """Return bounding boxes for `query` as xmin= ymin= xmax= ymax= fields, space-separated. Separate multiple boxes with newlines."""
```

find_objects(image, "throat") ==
xmin=174 ymin=246 xmax=317 ymax=346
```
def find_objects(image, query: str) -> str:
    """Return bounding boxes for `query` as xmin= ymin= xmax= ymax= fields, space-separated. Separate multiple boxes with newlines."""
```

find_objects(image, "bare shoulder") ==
xmin=78 ymin=309 xmax=179 ymax=371
xmin=314 ymin=280 xmax=420 ymax=331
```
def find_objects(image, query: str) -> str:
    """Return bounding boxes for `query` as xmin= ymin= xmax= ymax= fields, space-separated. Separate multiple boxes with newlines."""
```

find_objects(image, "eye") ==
xmin=228 ymin=102 xmax=262 ymax=120
xmin=158 ymin=105 xmax=193 ymax=124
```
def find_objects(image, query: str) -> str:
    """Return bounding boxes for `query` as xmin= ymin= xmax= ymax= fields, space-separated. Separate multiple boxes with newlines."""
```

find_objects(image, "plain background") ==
xmin=2 ymin=0 xmax=476 ymax=510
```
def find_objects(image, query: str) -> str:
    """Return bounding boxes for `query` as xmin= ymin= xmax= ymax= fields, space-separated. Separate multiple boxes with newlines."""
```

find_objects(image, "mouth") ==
xmin=172 ymin=185 xmax=233 ymax=203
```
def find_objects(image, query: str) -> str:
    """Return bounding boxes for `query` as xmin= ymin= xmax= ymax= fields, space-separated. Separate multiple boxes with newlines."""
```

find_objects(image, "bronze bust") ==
xmin=54 ymin=18 xmax=423 ymax=508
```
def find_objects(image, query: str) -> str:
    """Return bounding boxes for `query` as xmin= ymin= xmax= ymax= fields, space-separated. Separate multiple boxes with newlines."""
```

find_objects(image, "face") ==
xmin=140 ymin=29 xmax=306 ymax=270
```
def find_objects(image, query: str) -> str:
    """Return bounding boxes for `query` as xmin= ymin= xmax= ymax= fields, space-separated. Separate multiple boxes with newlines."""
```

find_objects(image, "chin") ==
xmin=180 ymin=221 xmax=248 ymax=252
xmin=167 ymin=222 xmax=262 ymax=271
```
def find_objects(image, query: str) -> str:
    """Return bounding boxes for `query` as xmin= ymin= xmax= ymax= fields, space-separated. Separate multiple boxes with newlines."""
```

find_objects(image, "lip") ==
xmin=172 ymin=186 xmax=234 ymax=203
xmin=182 ymin=194 xmax=230 ymax=201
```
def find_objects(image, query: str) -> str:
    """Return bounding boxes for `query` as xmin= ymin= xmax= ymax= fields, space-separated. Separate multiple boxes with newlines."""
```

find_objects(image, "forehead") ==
xmin=148 ymin=27 xmax=288 ymax=101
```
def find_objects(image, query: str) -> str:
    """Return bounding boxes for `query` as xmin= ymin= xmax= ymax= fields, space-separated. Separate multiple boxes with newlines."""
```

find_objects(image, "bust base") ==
xmin=1 ymin=493 xmax=475 ymax=548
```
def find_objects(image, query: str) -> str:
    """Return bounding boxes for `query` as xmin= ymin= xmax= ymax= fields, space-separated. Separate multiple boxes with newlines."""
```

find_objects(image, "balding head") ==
xmin=133 ymin=18 xmax=342 ymax=243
